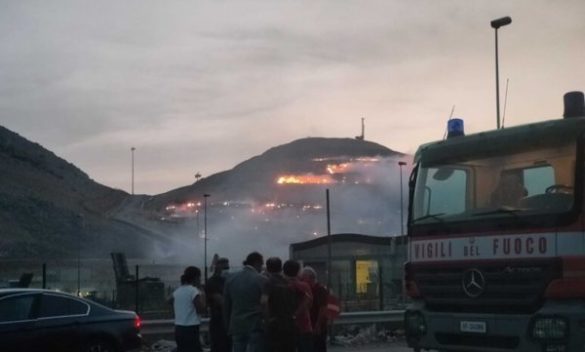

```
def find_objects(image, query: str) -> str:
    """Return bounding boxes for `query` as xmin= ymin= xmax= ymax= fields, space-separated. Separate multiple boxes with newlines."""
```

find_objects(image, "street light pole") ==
xmin=326 ymin=189 xmax=332 ymax=291
xmin=491 ymin=16 xmax=512 ymax=129
xmin=196 ymin=209 xmax=200 ymax=240
xmin=203 ymin=194 xmax=210 ymax=285
xmin=398 ymin=161 xmax=407 ymax=235
xmin=77 ymin=214 xmax=84 ymax=297
xmin=131 ymin=147 xmax=136 ymax=195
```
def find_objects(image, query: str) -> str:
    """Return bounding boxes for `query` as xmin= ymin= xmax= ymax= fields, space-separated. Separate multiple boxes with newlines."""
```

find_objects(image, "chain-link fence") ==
xmin=0 ymin=256 xmax=406 ymax=319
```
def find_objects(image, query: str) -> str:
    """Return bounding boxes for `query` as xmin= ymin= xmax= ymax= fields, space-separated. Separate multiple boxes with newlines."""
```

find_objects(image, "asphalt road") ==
xmin=330 ymin=343 xmax=412 ymax=352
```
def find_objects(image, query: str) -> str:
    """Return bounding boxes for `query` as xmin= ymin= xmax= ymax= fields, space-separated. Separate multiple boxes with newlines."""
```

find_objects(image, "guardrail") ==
xmin=142 ymin=310 xmax=405 ymax=336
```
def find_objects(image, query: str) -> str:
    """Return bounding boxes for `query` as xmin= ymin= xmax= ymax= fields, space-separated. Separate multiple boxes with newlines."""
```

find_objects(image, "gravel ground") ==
xmin=141 ymin=341 xmax=412 ymax=352
xmin=141 ymin=325 xmax=408 ymax=352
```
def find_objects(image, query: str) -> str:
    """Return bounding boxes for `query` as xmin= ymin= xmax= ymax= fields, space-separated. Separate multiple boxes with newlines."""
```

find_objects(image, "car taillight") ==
xmin=134 ymin=315 xmax=142 ymax=330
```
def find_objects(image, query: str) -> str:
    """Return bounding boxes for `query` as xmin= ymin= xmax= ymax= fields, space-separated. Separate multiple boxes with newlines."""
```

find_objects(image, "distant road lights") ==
xmin=490 ymin=16 xmax=512 ymax=129
xmin=398 ymin=161 xmax=407 ymax=235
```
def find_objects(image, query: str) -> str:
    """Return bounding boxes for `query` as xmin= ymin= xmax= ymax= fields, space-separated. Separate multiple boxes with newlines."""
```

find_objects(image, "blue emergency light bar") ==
xmin=447 ymin=118 xmax=465 ymax=138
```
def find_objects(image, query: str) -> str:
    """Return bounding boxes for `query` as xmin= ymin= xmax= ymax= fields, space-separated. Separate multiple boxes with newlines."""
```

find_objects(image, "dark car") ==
xmin=0 ymin=288 xmax=142 ymax=352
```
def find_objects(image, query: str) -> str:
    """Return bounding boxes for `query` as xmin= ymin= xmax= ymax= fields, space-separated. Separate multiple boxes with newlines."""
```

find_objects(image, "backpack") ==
xmin=326 ymin=292 xmax=341 ymax=320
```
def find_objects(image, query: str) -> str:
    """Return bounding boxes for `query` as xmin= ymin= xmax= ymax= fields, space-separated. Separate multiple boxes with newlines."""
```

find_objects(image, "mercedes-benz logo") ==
xmin=462 ymin=268 xmax=486 ymax=298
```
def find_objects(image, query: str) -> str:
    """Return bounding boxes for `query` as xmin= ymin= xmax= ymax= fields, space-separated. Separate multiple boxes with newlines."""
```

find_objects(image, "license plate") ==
xmin=460 ymin=321 xmax=487 ymax=333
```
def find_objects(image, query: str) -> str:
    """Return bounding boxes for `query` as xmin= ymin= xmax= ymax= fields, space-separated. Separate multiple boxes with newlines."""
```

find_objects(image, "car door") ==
xmin=0 ymin=293 xmax=39 ymax=352
xmin=32 ymin=293 xmax=90 ymax=352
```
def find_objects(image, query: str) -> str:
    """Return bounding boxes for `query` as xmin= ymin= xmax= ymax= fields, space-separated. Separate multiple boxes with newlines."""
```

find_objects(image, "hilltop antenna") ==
xmin=443 ymin=105 xmax=456 ymax=140
xmin=355 ymin=117 xmax=365 ymax=140
xmin=501 ymin=78 xmax=510 ymax=128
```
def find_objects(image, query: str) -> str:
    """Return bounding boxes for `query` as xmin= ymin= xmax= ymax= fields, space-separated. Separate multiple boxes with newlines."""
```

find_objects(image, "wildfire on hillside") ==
xmin=276 ymin=174 xmax=336 ymax=185
xmin=277 ymin=157 xmax=383 ymax=185
xmin=326 ymin=163 xmax=350 ymax=174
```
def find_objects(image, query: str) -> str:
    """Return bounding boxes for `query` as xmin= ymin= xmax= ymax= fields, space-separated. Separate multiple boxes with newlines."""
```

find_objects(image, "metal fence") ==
xmin=0 ymin=259 xmax=407 ymax=320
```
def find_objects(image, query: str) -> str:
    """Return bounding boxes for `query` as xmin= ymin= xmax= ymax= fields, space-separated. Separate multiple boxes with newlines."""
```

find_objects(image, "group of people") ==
xmin=171 ymin=252 xmax=331 ymax=352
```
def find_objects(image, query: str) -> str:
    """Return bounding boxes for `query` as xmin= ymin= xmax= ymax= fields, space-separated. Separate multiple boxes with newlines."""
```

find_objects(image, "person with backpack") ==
xmin=283 ymin=260 xmax=314 ymax=352
xmin=262 ymin=257 xmax=298 ymax=352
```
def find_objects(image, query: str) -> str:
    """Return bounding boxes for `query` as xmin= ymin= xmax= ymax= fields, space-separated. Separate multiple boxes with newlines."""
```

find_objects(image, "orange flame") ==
xmin=276 ymin=174 xmax=335 ymax=185
xmin=326 ymin=163 xmax=350 ymax=174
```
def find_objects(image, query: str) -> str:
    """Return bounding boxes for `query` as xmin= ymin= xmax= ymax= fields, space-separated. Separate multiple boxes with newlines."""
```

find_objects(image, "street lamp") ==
xmin=131 ymin=147 xmax=136 ymax=195
xmin=491 ymin=16 xmax=512 ymax=129
xmin=203 ymin=194 xmax=210 ymax=284
xmin=398 ymin=161 xmax=407 ymax=235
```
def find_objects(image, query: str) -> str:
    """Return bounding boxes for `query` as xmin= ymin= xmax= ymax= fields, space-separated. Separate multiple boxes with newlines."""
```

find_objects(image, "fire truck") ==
xmin=404 ymin=91 xmax=585 ymax=352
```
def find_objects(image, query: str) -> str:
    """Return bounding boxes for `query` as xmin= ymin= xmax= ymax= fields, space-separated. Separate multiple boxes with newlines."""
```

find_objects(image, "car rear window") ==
xmin=39 ymin=294 xmax=89 ymax=318
xmin=0 ymin=294 xmax=36 ymax=322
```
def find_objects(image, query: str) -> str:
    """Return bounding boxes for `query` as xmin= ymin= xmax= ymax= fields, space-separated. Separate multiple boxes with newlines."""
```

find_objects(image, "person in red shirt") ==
xmin=283 ymin=260 xmax=313 ymax=352
xmin=301 ymin=267 xmax=329 ymax=352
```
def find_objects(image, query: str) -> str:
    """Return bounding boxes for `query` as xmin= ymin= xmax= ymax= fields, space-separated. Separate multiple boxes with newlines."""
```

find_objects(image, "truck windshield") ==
xmin=412 ymin=139 xmax=577 ymax=225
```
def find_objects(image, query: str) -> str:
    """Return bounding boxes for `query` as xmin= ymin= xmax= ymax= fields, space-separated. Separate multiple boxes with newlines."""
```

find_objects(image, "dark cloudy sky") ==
xmin=1 ymin=1 xmax=583 ymax=194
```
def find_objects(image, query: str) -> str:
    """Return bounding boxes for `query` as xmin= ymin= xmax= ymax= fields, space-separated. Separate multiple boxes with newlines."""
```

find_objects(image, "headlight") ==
xmin=531 ymin=317 xmax=568 ymax=339
xmin=405 ymin=311 xmax=427 ymax=336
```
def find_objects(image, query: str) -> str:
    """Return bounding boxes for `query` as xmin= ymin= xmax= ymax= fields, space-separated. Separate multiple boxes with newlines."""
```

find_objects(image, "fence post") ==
xmin=378 ymin=261 xmax=384 ymax=311
xmin=42 ymin=263 xmax=46 ymax=289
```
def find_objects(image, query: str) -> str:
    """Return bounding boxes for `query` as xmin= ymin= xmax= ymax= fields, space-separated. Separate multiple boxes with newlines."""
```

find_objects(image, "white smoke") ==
xmin=145 ymin=156 xmax=413 ymax=264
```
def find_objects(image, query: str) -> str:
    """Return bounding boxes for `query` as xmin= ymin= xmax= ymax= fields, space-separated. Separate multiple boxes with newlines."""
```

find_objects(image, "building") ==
xmin=290 ymin=233 xmax=407 ymax=312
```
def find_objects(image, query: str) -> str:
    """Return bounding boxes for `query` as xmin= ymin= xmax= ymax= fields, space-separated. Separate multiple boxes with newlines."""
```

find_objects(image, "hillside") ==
xmin=0 ymin=126 xmax=171 ymax=258
xmin=148 ymin=137 xmax=403 ymax=208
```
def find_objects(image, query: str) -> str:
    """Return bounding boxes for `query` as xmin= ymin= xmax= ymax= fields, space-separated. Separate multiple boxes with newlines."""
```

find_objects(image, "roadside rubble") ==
xmin=332 ymin=326 xmax=405 ymax=346
xmin=141 ymin=340 xmax=177 ymax=352
xmin=142 ymin=326 xmax=405 ymax=351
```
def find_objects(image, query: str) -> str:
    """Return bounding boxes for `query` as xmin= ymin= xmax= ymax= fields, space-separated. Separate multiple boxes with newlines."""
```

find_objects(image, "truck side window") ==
xmin=423 ymin=168 xmax=467 ymax=216
xmin=523 ymin=166 xmax=555 ymax=196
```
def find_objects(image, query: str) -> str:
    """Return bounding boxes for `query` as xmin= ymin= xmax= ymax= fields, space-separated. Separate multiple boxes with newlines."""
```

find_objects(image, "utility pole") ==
xmin=131 ymin=147 xmax=136 ymax=195
xmin=203 ymin=194 xmax=210 ymax=285
xmin=326 ymin=189 xmax=332 ymax=290
xmin=398 ymin=161 xmax=407 ymax=235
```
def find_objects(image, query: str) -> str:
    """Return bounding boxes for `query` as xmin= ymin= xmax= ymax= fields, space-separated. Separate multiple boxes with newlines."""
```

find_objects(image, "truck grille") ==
xmin=412 ymin=259 xmax=561 ymax=314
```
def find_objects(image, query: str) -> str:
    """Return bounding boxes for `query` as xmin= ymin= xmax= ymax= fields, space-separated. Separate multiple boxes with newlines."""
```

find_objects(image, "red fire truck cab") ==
xmin=404 ymin=92 xmax=585 ymax=352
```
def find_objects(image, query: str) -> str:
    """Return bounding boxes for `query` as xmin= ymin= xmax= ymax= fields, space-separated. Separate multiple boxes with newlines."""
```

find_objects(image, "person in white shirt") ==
xmin=170 ymin=266 xmax=206 ymax=352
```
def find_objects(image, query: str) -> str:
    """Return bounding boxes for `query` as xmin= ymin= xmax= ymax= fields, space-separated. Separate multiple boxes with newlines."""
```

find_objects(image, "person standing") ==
xmin=170 ymin=266 xmax=205 ymax=352
xmin=283 ymin=260 xmax=313 ymax=352
xmin=301 ymin=267 xmax=329 ymax=352
xmin=224 ymin=252 xmax=267 ymax=352
xmin=262 ymin=257 xmax=298 ymax=352
xmin=205 ymin=257 xmax=231 ymax=352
